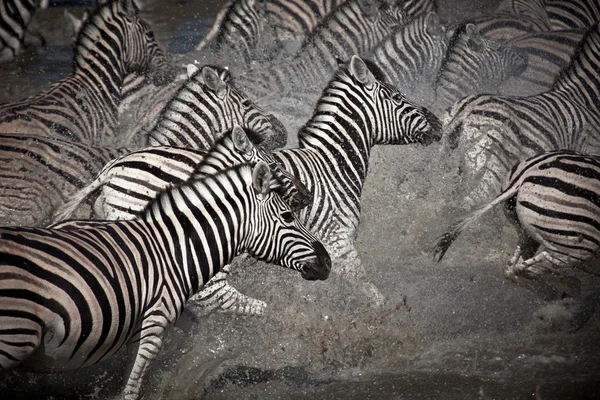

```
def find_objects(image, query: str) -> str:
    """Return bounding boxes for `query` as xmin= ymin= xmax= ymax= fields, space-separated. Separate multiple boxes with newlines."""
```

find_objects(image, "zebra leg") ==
xmin=189 ymin=264 xmax=267 ymax=316
xmin=122 ymin=317 xmax=169 ymax=400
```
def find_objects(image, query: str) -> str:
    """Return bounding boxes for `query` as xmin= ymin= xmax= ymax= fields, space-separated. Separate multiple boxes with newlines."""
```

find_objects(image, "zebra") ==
xmin=546 ymin=0 xmax=600 ymax=30
xmin=433 ymin=150 xmax=600 ymax=300
xmin=51 ymin=125 xmax=312 ymax=316
xmin=0 ymin=0 xmax=173 ymax=146
xmin=500 ymin=29 xmax=586 ymax=96
xmin=369 ymin=11 xmax=449 ymax=108
xmin=442 ymin=22 xmax=600 ymax=206
xmin=0 ymin=0 xmax=49 ymax=63
xmin=197 ymin=0 xmax=436 ymax=68
xmin=233 ymin=0 xmax=406 ymax=100
xmin=0 ymin=161 xmax=331 ymax=400
xmin=433 ymin=22 xmax=529 ymax=114
xmin=0 ymin=133 xmax=130 ymax=226
xmin=268 ymin=55 xmax=442 ymax=302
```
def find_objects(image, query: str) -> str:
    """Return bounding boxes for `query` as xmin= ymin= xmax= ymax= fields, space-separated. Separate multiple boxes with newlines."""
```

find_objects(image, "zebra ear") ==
xmin=252 ymin=161 xmax=272 ymax=196
xmin=120 ymin=0 xmax=138 ymax=18
xmin=232 ymin=125 xmax=253 ymax=156
xmin=349 ymin=56 xmax=376 ymax=87
xmin=186 ymin=64 xmax=199 ymax=79
xmin=466 ymin=24 xmax=484 ymax=52
xmin=201 ymin=66 xmax=227 ymax=99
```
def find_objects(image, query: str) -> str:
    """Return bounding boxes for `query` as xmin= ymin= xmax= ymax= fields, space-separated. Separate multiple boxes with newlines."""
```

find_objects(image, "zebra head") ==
xmin=193 ymin=125 xmax=313 ymax=212
xmin=74 ymin=0 xmax=173 ymax=87
xmin=342 ymin=55 xmax=442 ymax=145
xmin=190 ymin=65 xmax=288 ymax=150
xmin=244 ymin=162 xmax=331 ymax=281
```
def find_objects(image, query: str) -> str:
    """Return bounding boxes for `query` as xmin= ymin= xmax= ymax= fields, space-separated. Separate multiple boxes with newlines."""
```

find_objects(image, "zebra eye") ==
xmin=391 ymin=93 xmax=405 ymax=102
xmin=281 ymin=211 xmax=295 ymax=223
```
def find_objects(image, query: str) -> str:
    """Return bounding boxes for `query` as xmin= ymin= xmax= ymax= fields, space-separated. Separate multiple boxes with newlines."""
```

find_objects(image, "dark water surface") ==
xmin=1 ymin=1 xmax=599 ymax=399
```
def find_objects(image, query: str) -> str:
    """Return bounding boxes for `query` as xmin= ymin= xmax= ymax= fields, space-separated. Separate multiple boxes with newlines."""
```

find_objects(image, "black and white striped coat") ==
xmin=0 ymin=0 xmax=48 ymax=62
xmin=0 ymin=161 xmax=330 ymax=400
xmin=546 ymin=0 xmax=600 ymax=30
xmin=443 ymin=22 xmax=600 ymax=206
xmin=0 ymin=0 xmax=172 ymax=146
xmin=434 ymin=150 xmax=600 ymax=299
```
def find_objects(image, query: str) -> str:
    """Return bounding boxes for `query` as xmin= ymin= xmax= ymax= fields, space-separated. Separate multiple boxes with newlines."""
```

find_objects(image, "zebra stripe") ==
xmin=0 ymin=0 xmax=172 ymax=145
xmin=434 ymin=23 xmax=528 ymax=113
xmin=369 ymin=11 xmax=448 ymax=107
xmin=0 ymin=133 xmax=130 ymax=226
xmin=443 ymin=22 xmax=600 ymax=206
xmin=52 ymin=125 xmax=310 ymax=223
xmin=546 ymin=0 xmax=600 ymax=30
xmin=234 ymin=0 xmax=405 ymax=99
xmin=501 ymin=29 xmax=586 ymax=96
xmin=434 ymin=150 xmax=600 ymax=298
xmin=0 ymin=0 xmax=48 ymax=62
xmin=0 ymin=162 xmax=330 ymax=400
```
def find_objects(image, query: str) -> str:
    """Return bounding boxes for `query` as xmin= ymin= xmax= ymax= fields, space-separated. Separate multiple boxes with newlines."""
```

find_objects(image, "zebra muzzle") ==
xmin=300 ymin=241 xmax=331 ymax=281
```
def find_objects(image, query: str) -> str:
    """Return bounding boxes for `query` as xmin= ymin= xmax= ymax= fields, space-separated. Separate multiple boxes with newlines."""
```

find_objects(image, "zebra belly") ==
xmin=516 ymin=183 xmax=600 ymax=267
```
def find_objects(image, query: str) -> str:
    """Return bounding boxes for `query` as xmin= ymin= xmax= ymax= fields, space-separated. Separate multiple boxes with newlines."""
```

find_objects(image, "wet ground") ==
xmin=1 ymin=0 xmax=599 ymax=399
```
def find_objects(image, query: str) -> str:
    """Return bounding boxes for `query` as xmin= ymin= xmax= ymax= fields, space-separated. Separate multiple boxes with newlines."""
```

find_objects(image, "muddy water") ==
xmin=1 ymin=1 xmax=599 ymax=399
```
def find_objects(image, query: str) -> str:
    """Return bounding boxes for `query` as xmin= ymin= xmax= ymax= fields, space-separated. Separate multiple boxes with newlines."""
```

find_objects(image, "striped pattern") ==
xmin=234 ymin=0 xmax=406 ymax=99
xmin=443 ymin=22 xmax=600 ymax=206
xmin=52 ymin=125 xmax=310 ymax=223
xmin=0 ymin=0 xmax=48 ymax=62
xmin=370 ymin=11 xmax=448 ymax=106
xmin=0 ymin=133 xmax=130 ymax=226
xmin=434 ymin=23 xmax=529 ymax=113
xmin=434 ymin=150 xmax=600 ymax=297
xmin=501 ymin=29 xmax=586 ymax=96
xmin=546 ymin=0 xmax=600 ymax=30
xmin=0 ymin=162 xmax=330 ymax=400
xmin=0 ymin=0 xmax=172 ymax=146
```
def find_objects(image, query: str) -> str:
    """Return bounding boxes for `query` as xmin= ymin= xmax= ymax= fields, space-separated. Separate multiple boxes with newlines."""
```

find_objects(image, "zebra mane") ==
xmin=437 ymin=22 xmax=473 ymax=75
xmin=553 ymin=21 xmax=600 ymax=92
xmin=72 ymin=0 xmax=138 ymax=69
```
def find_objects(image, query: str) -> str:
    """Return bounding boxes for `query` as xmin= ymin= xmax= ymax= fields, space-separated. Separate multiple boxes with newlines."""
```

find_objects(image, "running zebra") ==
xmin=501 ymin=29 xmax=586 ymax=96
xmin=0 ymin=133 xmax=130 ymax=226
xmin=0 ymin=0 xmax=48 ymax=62
xmin=369 ymin=11 xmax=449 ymax=107
xmin=197 ymin=0 xmax=436 ymax=67
xmin=434 ymin=150 xmax=600 ymax=300
xmin=233 ymin=0 xmax=406 ymax=100
xmin=434 ymin=22 xmax=529 ymax=113
xmin=270 ymin=55 xmax=441 ymax=302
xmin=52 ymin=125 xmax=312 ymax=316
xmin=443 ymin=22 xmax=600 ymax=206
xmin=0 ymin=0 xmax=173 ymax=146
xmin=546 ymin=0 xmax=600 ymax=30
xmin=0 ymin=162 xmax=330 ymax=400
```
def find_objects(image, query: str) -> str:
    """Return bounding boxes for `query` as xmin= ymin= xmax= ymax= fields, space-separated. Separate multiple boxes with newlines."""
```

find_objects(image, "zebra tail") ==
xmin=50 ymin=158 xmax=120 ymax=225
xmin=433 ymin=181 xmax=521 ymax=262
xmin=195 ymin=1 xmax=234 ymax=51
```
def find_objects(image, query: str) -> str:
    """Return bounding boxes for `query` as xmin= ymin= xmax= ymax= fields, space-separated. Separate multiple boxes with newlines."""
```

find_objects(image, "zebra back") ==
xmin=51 ymin=125 xmax=309 ymax=223
xmin=553 ymin=22 xmax=600 ymax=116
xmin=501 ymin=29 xmax=586 ymax=96
xmin=0 ymin=133 xmax=130 ymax=226
xmin=369 ymin=11 xmax=448 ymax=107
xmin=0 ymin=0 xmax=49 ymax=62
xmin=0 ymin=0 xmax=173 ymax=145
xmin=434 ymin=23 xmax=528 ymax=112
xmin=546 ymin=0 xmax=600 ymax=30
xmin=0 ymin=162 xmax=329 ymax=399
xmin=146 ymin=64 xmax=287 ymax=151
xmin=495 ymin=0 xmax=552 ymax=29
